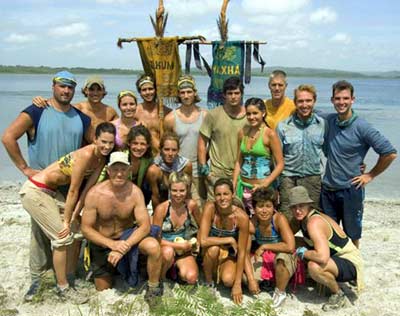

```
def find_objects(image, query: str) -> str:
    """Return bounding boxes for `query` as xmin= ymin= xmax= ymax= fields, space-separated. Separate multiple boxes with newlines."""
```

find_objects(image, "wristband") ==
xmin=295 ymin=246 xmax=308 ymax=259
xmin=198 ymin=164 xmax=210 ymax=176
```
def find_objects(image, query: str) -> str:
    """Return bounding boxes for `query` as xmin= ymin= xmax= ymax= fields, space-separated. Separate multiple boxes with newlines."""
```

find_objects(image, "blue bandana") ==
xmin=335 ymin=110 xmax=358 ymax=128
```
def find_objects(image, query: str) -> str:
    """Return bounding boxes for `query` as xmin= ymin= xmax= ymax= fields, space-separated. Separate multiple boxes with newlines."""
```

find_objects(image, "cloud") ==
xmin=330 ymin=33 xmax=351 ymax=44
xmin=166 ymin=0 xmax=220 ymax=18
xmin=241 ymin=0 xmax=310 ymax=15
xmin=310 ymin=7 xmax=337 ymax=24
xmin=4 ymin=33 xmax=36 ymax=44
xmin=48 ymin=22 xmax=89 ymax=37
xmin=52 ymin=40 xmax=97 ymax=52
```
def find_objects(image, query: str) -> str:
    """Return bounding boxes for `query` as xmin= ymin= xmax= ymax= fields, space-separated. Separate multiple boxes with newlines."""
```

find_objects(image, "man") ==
xmin=290 ymin=186 xmax=364 ymax=311
xmin=75 ymin=75 xmax=118 ymax=142
xmin=2 ymin=70 xmax=90 ymax=301
xmin=198 ymin=76 xmax=247 ymax=199
xmin=164 ymin=75 xmax=208 ymax=206
xmin=135 ymin=74 xmax=172 ymax=154
xmin=81 ymin=152 xmax=162 ymax=301
xmin=277 ymin=84 xmax=325 ymax=231
xmin=321 ymin=80 xmax=397 ymax=248
xmin=265 ymin=70 xmax=295 ymax=130
xmin=32 ymin=75 xmax=118 ymax=143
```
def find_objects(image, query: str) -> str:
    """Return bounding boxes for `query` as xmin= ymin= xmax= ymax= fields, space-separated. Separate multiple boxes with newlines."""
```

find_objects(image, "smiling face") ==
xmin=246 ymin=104 xmax=264 ymax=127
xmin=214 ymin=184 xmax=233 ymax=210
xmin=85 ymin=84 xmax=105 ymax=103
xmin=119 ymin=95 xmax=137 ymax=118
xmin=94 ymin=131 xmax=115 ymax=156
xmin=170 ymin=181 xmax=188 ymax=204
xmin=139 ymin=82 xmax=156 ymax=103
xmin=295 ymin=90 xmax=316 ymax=120
xmin=331 ymin=88 xmax=355 ymax=120
xmin=129 ymin=134 xmax=149 ymax=159
xmin=161 ymin=139 xmax=179 ymax=165
xmin=254 ymin=200 xmax=275 ymax=222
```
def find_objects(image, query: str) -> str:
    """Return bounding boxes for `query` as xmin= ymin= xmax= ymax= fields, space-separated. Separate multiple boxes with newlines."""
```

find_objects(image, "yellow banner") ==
xmin=137 ymin=37 xmax=182 ymax=99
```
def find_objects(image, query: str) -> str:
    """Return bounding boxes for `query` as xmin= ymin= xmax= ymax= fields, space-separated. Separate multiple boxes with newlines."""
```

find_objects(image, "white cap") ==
xmin=107 ymin=152 xmax=130 ymax=167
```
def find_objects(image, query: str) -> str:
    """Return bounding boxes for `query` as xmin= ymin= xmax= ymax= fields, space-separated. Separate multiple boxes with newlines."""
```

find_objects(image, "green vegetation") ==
xmin=1 ymin=65 xmax=399 ymax=79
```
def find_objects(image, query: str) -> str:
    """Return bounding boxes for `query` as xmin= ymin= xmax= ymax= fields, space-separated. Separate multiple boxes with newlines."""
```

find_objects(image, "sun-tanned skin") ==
xmin=81 ymin=161 xmax=161 ymax=291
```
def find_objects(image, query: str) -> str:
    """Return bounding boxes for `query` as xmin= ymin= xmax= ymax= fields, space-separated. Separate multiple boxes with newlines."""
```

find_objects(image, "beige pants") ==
xmin=20 ymin=180 xmax=73 ymax=249
xmin=253 ymin=252 xmax=297 ymax=281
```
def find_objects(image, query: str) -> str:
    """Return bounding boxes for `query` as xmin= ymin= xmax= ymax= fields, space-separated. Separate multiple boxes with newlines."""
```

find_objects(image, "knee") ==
xmin=204 ymin=246 xmax=219 ymax=260
xmin=307 ymin=261 xmax=322 ymax=279
xmin=142 ymin=237 xmax=161 ymax=258
xmin=184 ymin=269 xmax=198 ymax=285
xmin=221 ymin=272 xmax=235 ymax=288
xmin=161 ymin=246 xmax=175 ymax=261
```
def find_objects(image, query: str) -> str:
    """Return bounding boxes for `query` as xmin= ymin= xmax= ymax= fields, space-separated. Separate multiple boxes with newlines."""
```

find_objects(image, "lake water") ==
xmin=1 ymin=73 xmax=399 ymax=201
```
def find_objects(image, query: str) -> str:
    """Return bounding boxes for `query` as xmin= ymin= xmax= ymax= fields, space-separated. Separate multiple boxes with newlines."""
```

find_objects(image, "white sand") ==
xmin=0 ymin=183 xmax=399 ymax=316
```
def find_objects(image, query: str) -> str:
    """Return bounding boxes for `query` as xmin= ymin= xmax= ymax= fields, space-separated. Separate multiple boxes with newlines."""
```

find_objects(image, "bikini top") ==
xmin=254 ymin=214 xmax=282 ymax=245
xmin=209 ymin=211 xmax=239 ymax=239
xmin=240 ymin=127 xmax=272 ymax=179
xmin=58 ymin=152 xmax=93 ymax=178
xmin=301 ymin=209 xmax=349 ymax=256
xmin=162 ymin=201 xmax=197 ymax=241
xmin=115 ymin=119 xmax=137 ymax=149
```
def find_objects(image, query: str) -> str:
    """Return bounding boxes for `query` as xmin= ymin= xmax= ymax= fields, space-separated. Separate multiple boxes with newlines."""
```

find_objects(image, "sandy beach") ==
xmin=0 ymin=183 xmax=399 ymax=316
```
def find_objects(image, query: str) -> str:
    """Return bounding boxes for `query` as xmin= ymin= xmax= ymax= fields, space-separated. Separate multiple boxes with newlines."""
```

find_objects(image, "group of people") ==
xmin=2 ymin=68 xmax=397 ymax=311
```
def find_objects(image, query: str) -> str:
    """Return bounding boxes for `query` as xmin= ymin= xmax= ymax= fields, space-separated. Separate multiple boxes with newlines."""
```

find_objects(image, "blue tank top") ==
xmin=209 ymin=212 xmax=239 ymax=239
xmin=23 ymin=105 xmax=89 ymax=169
xmin=240 ymin=127 xmax=271 ymax=179
xmin=254 ymin=215 xmax=282 ymax=245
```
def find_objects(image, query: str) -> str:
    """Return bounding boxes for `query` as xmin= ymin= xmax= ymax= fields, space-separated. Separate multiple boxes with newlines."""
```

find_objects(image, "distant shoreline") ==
xmin=1 ymin=65 xmax=399 ymax=79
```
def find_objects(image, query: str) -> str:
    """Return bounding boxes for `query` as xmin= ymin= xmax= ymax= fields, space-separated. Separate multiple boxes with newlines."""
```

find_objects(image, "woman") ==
xmin=153 ymin=172 xmax=201 ymax=284
xmin=233 ymin=97 xmax=284 ymax=215
xmin=250 ymin=187 xmax=296 ymax=308
xmin=146 ymin=131 xmax=192 ymax=210
xmin=111 ymin=90 xmax=143 ymax=150
xmin=19 ymin=122 xmax=115 ymax=298
xmin=199 ymin=178 xmax=257 ymax=305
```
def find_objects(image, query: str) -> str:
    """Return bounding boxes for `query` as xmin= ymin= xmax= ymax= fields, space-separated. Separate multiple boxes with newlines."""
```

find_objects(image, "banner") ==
xmin=137 ymin=37 xmax=182 ymax=105
xmin=207 ymin=41 xmax=245 ymax=109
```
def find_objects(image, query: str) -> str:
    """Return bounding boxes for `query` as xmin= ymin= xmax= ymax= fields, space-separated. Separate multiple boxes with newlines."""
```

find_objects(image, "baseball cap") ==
xmin=53 ymin=70 xmax=77 ymax=87
xmin=107 ymin=152 xmax=130 ymax=167
xmin=83 ymin=75 xmax=105 ymax=89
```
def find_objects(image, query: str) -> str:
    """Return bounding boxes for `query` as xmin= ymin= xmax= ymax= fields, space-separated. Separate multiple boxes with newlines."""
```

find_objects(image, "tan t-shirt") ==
xmin=199 ymin=106 xmax=246 ymax=178
xmin=264 ymin=97 xmax=295 ymax=130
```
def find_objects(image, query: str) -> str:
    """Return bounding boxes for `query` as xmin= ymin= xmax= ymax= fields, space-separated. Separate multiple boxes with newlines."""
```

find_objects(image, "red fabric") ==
xmin=261 ymin=250 xmax=276 ymax=281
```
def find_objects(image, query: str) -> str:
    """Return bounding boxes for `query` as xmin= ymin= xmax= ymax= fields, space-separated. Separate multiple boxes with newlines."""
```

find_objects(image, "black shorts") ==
xmin=331 ymin=256 xmax=357 ymax=282
xmin=90 ymin=243 xmax=116 ymax=278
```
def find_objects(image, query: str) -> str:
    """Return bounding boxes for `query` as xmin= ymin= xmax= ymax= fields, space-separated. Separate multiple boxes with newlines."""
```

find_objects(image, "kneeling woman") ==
xmin=199 ymin=178 xmax=253 ymax=304
xmin=147 ymin=132 xmax=192 ymax=209
xmin=152 ymin=172 xmax=201 ymax=284
xmin=250 ymin=187 xmax=296 ymax=308
xmin=19 ymin=122 xmax=115 ymax=296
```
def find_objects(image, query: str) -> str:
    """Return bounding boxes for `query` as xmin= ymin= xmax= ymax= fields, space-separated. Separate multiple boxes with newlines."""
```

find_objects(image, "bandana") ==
xmin=137 ymin=76 xmax=155 ymax=89
xmin=153 ymin=155 xmax=189 ymax=173
xmin=335 ymin=110 xmax=358 ymax=128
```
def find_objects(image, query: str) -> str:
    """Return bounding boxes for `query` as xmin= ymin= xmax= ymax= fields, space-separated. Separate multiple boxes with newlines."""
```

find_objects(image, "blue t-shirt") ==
xmin=323 ymin=113 xmax=397 ymax=189
xmin=23 ymin=104 xmax=90 ymax=169
xmin=277 ymin=113 xmax=325 ymax=177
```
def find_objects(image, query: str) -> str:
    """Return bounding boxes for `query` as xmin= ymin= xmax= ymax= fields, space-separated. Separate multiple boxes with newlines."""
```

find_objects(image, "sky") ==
xmin=1 ymin=0 xmax=399 ymax=72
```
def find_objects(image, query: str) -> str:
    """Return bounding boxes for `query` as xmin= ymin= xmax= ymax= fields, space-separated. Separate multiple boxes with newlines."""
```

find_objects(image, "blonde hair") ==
xmin=294 ymin=84 xmax=317 ymax=103
xmin=168 ymin=172 xmax=191 ymax=189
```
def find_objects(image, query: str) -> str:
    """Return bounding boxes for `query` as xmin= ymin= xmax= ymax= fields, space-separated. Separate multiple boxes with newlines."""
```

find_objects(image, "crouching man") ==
xmin=81 ymin=152 xmax=162 ymax=301
xmin=289 ymin=186 xmax=364 ymax=311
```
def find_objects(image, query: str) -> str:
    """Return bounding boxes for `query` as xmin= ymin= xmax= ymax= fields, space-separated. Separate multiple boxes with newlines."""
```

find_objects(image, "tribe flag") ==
xmin=207 ymin=41 xmax=245 ymax=109
xmin=137 ymin=37 xmax=182 ymax=106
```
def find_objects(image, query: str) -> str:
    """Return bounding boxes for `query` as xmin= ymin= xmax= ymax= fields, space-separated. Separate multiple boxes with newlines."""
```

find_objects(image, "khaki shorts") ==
xmin=20 ymin=180 xmax=74 ymax=249
xmin=253 ymin=252 xmax=297 ymax=281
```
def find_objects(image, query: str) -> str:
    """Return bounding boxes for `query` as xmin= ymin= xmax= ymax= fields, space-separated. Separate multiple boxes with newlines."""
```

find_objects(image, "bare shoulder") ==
xmin=73 ymin=101 xmax=86 ymax=111
xmin=233 ymin=206 xmax=249 ymax=224
xmin=106 ymin=105 xmax=118 ymax=118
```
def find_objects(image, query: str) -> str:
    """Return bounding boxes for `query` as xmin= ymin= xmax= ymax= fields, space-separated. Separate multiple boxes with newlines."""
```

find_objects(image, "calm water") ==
xmin=1 ymin=73 xmax=399 ymax=200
